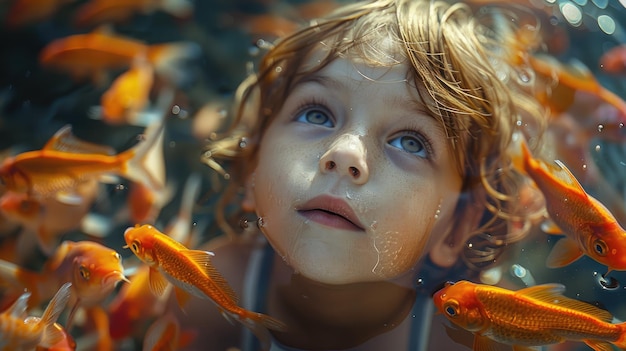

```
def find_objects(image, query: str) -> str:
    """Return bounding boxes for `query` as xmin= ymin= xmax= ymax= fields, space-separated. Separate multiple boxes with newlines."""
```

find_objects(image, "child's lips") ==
xmin=296 ymin=195 xmax=365 ymax=232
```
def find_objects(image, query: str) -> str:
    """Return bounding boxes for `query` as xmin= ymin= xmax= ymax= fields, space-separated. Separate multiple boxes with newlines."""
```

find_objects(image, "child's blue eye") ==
xmin=296 ymin=109 xmax=334 ymax=127
xmin=389 ymin=134 xmax=429 ymax=158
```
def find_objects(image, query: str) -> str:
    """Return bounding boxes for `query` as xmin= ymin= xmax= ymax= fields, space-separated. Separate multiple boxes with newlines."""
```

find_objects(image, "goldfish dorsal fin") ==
xmin=180 ymin=249 xmax=239 ymax=303
xmin=517 ymin=284 xmax=613 ymax=322
xmin=546 ymin=237 xmax=584 ymax=268
xmin=44 ymin=125 xmax=115 ymax=155
xmin=552 ymin=159 xmax=586 ymax=195
xmin=149 ymin=267 xmax=170 ymax=297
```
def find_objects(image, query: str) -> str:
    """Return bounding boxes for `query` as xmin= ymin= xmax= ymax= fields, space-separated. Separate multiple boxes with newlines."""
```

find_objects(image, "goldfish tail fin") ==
xmin=38 ymin=283 xmax=72 ymax=348
xmin=232 ymin=311 xmax=287 ymax=351
xmin=121 ymin=116 xmax=167 ymax=193
xmin=147 ymin=42 xmax=201 ymax=87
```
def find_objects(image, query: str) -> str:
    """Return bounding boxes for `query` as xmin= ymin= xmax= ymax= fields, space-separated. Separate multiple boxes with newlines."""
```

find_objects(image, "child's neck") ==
xmin=268 ymin=254 xmax=417 ymax=350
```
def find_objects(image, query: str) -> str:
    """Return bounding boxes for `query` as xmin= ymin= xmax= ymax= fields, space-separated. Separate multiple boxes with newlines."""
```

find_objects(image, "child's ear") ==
xmin=241 ymin=172 xmax=256 ymax=212
xmin=429 ymin=198 xmax=483 ymax=268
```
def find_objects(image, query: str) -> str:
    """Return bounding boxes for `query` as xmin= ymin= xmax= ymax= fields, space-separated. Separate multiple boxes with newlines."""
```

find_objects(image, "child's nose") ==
xmin=319 ymin=134 xmax=369 ymax=184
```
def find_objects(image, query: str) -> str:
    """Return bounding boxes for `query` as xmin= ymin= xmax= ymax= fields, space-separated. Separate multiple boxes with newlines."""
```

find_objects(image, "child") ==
xmin=185 ymin=0 xmax=547 ymax=349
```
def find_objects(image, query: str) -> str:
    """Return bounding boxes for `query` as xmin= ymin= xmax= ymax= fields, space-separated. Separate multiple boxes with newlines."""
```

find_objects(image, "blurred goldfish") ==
xmin=0 ymin=282 xmax=72 ymax=351
xmin=0 ymin=179 xmax=107 ymax=255
xmin=600 ymin=44 xmax=626 ymax=75
xmin=100 ymin=55 xmax=156 ymax=126
xmin=124 ymin=224 xmax=287 ymax=351
xmin=511 ymin=132 xmax=626 ymax=275
xmin=0 ymin=121 xmax=165 ymax=204
xmin=529 ymin=55 xmax=626 ymax=119
xmin=433 ymin=280 xmax=626 ymax=350
xmin=0 ymin=241 xmax=127 ymax=320
xmin=4 ymin=0 xmax=75 ymax=29
xmin=142 ymin=312 xmax=195 ymax=351
xmin=74 ymin=0 xmax=193 ymax=28
xmin=39 ymin=27 xmax=200 ymax=86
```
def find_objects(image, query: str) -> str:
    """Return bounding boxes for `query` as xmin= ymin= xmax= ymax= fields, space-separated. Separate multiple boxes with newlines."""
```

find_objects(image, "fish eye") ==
xmin=131 ymin=241 xmax=140 ymax=253
xmin=443 ymin=301 xmax=460 ymax=318
xmin=79 ymin=265 xmax=90 ymax=281
xmin=593 ymin=239 xmax=608 ymax=256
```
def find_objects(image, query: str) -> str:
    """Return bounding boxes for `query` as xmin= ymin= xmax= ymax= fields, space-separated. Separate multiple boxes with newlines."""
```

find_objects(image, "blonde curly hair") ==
xmin=204 ymin=0 xmax=548 ymax=271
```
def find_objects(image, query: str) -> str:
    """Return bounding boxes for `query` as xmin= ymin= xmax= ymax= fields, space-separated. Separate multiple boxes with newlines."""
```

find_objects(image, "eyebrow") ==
xmin=297 ymin=74 xmax=431 ymax=114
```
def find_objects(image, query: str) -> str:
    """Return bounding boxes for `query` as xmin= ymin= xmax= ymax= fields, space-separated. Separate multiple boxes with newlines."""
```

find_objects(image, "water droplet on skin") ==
xmin=256 ymin=217 xmax=266 ymax=228
xmin=370 ymin=221 xmax=378 ymax=230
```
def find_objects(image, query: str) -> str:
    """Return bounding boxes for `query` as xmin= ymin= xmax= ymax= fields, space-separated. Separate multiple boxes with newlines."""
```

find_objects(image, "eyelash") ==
xmin=389 ymin=130 xmax=435 ymax=159
xmin=292 ymin=97 xmax=333 ymax=122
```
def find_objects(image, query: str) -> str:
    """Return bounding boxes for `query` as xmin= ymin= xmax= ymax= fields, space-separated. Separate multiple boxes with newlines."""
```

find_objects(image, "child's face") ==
xmin=245 ymin=56 xmax=464 ymax=285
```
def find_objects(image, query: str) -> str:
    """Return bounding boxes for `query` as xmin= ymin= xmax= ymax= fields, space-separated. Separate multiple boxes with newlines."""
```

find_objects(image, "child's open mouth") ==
xmin=296 ymin=195 xmax=365 ymax=232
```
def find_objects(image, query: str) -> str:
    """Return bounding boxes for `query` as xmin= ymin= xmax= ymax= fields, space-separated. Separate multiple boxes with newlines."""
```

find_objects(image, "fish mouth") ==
xmin=102 ymin=271 xmax=130 ymax=288
xmin=297 ymin=195 xmax=365 ymax=232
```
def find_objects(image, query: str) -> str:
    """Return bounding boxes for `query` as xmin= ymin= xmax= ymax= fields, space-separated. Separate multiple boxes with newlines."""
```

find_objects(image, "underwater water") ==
xmin=0 ymin=0 xmax=626 ymax=350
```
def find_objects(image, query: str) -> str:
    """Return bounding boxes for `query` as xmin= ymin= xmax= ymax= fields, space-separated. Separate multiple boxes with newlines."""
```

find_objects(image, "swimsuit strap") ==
xmin=241 ymin=237 xmax=275 ymax=351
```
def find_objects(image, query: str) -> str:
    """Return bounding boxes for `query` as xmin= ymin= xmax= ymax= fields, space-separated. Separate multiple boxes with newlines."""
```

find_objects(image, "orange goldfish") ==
xmin=74 ymin=0 xmax=193 ymax=28
xmin=433 ymin=280 xmax=626 ymax=350
xmin=124 ymin=224 xmax=287 ymax=350
xmin=600 ymin=44 xmax=626 ymax=75
xmin=0 ymin=121 xmax=165 ymax=204
xmin=0 ymin=282 xmax=72 ymax=351
xmin=108 ymin=174 xmax=199 ymax=340
xmin=529 ymin=55 xmax=626 ymax=119
xmin=4 ymin=0 xmax=75 ymax=29
xmin=511 ymin=133 xmax=626 ymax=275
xmin=39 ymin=27 xmax=200 ymax=86
xmin=100 ymin=55 xmax=156 ymax=126
xmin=0 ymin=241 xmax=127 ymax=316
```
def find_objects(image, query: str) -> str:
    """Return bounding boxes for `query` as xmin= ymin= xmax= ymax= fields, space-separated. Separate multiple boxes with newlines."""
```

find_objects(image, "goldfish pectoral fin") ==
xmin=180 ymin=249 xmax=240 ymax=303
xmin=553 ymin=159 xmax=587 ymax=194
xmin=174 ymin=286 xmax=191 ymax=310
xmin=39 ymin=322 xmax=67 ymax=348
xmin=540 ymin=219 xmax=562 ymax=234
xmin=472 ymin=335 xmax=499 ymax=351
xmin=546 ymin=237 xmax=583 ymax=268
xmin=148 ymin=267 xmax=170 ymax=297
xmin=43 ymin=125 xmax=73 ymax=150
xmin=583 ymin=340 xmax=615 ymax=351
